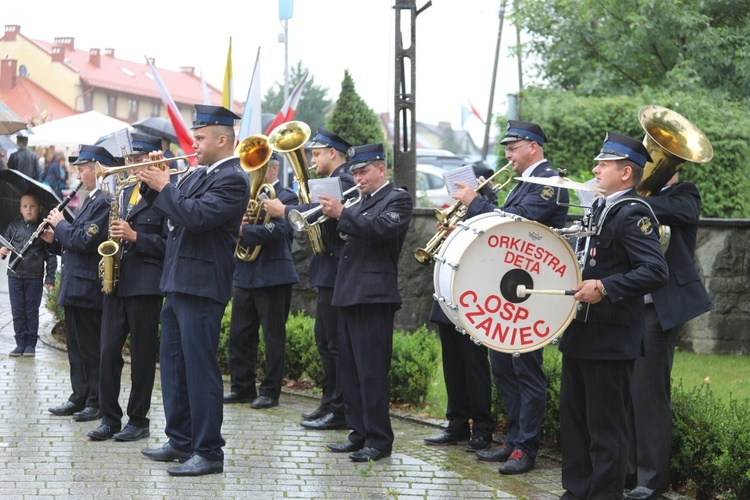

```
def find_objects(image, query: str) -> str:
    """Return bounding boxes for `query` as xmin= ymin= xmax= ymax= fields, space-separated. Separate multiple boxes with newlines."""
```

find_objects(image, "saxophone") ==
xmin=98 ymin=177 xmax=134 ymax=294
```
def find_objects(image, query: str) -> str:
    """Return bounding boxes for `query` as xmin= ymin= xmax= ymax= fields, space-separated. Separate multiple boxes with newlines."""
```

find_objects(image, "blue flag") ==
xmin=279 ymin=0 xmax=294 ymax=21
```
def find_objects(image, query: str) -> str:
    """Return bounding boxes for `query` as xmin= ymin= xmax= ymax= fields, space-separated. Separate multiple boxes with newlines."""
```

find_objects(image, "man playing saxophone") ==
xmin=87 ymin=133 xmax=168 ymax=442
xmin=224 ymin=155 xmax=299 ymax=410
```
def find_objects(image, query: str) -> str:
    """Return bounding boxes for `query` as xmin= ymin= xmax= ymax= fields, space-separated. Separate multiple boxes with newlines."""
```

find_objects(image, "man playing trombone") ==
xmin=453 ymin=120 xmax=569 ymax=475
xmin=263 ymin=127 xmax=354 ymax=430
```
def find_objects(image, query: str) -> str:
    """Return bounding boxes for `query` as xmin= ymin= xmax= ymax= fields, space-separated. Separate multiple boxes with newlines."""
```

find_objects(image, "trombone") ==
xmin=288 ymin=184 xmax=363 ymax=232
xmin=413 ymin=161 xmax=513 ymax=265
xmin=95 ymin=153 xmax=196 ymax=184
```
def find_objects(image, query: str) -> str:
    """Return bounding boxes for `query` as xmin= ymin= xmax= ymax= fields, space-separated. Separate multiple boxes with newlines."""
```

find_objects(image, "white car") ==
xmin=416 ymin=163 xmax=454 ymax=208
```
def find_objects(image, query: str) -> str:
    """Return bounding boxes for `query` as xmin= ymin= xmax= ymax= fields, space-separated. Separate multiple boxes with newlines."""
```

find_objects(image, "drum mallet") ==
xmin=516 ymin=285 xmax=575 ymax=298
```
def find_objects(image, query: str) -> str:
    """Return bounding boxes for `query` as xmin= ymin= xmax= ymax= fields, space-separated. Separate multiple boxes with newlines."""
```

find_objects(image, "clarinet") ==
xmin=7 ymin=183 xmax=81 ymax=273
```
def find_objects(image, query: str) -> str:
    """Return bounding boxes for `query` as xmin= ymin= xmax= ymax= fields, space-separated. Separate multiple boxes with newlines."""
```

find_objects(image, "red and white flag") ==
xmin=264 ymin=71 xmax=309 ymax=135
xmin=145 ymin=57 xmax=196 ymax=161
xmin=468 ymin=101 xmax=485 ymax=124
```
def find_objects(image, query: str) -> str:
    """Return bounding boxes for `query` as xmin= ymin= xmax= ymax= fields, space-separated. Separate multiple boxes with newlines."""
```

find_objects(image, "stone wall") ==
xmin=289 ymin=211 xmax=750 ymax=355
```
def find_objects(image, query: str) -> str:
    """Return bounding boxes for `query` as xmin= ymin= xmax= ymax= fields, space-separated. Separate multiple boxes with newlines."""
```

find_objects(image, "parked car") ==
xmin=415 ymin=156 xmax=499 ymax=208
xmin=416 ymin=163 xmax=454 ymax=208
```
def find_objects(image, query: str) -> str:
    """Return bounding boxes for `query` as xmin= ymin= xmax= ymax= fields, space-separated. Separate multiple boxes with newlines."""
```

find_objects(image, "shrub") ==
xmin=389 ymin=325 xmax=441 ymax=406
xmin=284 ymin=311 xmax=318 ymax=381
xmin=44 ymin=271 xmax=65 ymax=328
xmin=671 ymin=382 xmax=750 ymax=499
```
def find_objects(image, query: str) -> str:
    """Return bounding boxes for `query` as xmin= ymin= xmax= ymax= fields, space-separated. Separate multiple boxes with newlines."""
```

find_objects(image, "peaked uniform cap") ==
xmin=192 ymin=105 xmax=241 ymax=129
xmin=73 ymin=145 xmax=116 ymax=166
xmin=594 ymin=131 xmax=653 ymax=168
xmin=501 ymin=120 xmax=547 ymax=145
xmin=347 ymin=143 xmax=386 ymax=171
xmin=306 ymin=128 xmax=352 ymax=154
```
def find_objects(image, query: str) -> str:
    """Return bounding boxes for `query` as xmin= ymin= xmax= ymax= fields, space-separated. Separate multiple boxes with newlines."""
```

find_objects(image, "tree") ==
xmin=512 ymin=0 xmax=750 ymax=100
xmin=263 ymin=62 xmax=331 ymax=133
xmin=326 ymin=70 xmax=385 ymax=148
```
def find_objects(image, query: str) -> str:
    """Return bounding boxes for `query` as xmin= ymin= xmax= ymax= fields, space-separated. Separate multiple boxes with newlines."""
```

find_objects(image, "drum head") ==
xmin=434 ymin=212 xmax=580 ymax=353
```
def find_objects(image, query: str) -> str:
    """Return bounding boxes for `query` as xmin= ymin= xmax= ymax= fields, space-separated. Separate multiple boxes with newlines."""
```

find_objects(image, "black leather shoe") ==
xmin=465 ymin=434 xmax=493 ymax=452
xmin=349 ymin=447 xmax=391 ymax=462
xmin=476 ymin=443 xmax=514 ymax=462
xmin=327 ymin=440 xmax=363 ymax=453
xmin=87 ymin=423 xmax=119 ymax=441
xmin=141 ymin=443 xmax=192 ymax=463
xmin=624 ymin=486 xmax=665 ymax=500
xmin=223 ymin=391 xmax=254 ymax=404
xmin=48 ymin=401 xmax=84 ymax=416
xmin=113 ymin=424 xmax=150 ymax=442
xmin=423 ymin=431 xmax=470 ymax=446
xmin=250 ymin=396 xmax=279 ymax=409
xmin=302 ymin=405 xmax=327 ymax=421
xmin=167 ymin=455 xmax=223 ymax=476
xmin=498 ymin=449 xmax=535 ymax=474
xmin=73 ymin=407 xmax=102 ymax=422
xmin=300 ymin=412 xmax=347 ymax=430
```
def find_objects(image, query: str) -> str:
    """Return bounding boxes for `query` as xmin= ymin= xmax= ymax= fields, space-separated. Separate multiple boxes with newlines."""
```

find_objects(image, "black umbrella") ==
xmin=0 ymin=169 xmax=74 ymax=236
xmin=132 ymin=117 xmax=178 ymax=144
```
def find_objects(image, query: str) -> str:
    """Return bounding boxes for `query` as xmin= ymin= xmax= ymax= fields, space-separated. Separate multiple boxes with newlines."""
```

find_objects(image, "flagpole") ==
xmin=482 ymin=0 xmax=507 ymax=161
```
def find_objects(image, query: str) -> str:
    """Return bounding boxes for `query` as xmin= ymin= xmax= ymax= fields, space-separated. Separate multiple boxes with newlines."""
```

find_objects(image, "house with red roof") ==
xmin=0 ymin=25 xmax=238 ymax=129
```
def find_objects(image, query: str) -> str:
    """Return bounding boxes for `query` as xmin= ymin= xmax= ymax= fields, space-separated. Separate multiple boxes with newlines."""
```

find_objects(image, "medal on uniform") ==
xmin=589 ymin=248 xmax=596 ymax=267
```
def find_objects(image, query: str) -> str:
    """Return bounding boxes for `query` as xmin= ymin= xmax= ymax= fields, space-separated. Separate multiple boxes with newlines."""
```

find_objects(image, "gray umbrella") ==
xmin=132 ymin=117 xmax=177 ymax=144
xmin=0 ymin=134 xmax=16 ymax=151
xmin=0 ymin=104 xmax=28 ymax=135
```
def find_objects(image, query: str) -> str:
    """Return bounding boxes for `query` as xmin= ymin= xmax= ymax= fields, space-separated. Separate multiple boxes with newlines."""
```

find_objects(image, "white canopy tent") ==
xmin=26 ymin=111 xmax=132 ymax=149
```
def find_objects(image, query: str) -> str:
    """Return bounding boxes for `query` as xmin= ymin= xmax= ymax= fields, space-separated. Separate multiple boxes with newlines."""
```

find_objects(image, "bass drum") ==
xmin=433 ymin=211 xmax=581 ymax=354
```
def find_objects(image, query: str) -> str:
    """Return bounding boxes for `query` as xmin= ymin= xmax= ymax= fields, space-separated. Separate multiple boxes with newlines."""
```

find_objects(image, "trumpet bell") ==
xmin=638 ymin=105 xmax=713 ymax=196
xmin=234 ymin=135 xmax=273 ymax=173
xmin=268 ymin=121 xmax=311 ymax=152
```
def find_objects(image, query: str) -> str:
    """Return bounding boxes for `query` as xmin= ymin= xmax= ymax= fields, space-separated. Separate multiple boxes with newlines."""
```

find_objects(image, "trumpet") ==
xmin=413 ymin=162 xmax=513 ymax=265
xmin=288 ymin=184 xmax=363 ymax=232
xmin=96 ymin=153 xmax=195 ymax=184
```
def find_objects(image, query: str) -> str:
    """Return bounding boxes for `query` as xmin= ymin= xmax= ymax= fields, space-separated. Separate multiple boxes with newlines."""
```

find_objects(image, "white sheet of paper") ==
xmin=442 ymin=165 xmax=478 ymax=195
xmin=308 ymin=177 xmax=344 ymax=202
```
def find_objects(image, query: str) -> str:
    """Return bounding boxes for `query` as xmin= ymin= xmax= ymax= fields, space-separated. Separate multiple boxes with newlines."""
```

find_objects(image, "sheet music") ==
xmin=308 ymin=177 xmax=343 ymax=202
xmin=442 ymin=165 xmax=478 ymax=195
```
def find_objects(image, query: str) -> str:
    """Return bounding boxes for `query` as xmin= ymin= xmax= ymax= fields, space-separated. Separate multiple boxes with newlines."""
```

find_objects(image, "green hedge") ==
xmin=512 ymin=88 xmax=750 ymax=218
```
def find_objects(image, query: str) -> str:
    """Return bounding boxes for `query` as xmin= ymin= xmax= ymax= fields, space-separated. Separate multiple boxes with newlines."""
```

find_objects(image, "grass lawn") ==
xmin=420 ymin=349 xmax=750 ymax=420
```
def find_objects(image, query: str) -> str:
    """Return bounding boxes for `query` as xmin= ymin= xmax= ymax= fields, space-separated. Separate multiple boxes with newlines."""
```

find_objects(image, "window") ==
xmin=106 ymin=95 xmax=117 ymax=117
xmin=150 ymin=103 xmax=160 ymax=118
xmin=128 ymin=99 xmax=138 ymax=121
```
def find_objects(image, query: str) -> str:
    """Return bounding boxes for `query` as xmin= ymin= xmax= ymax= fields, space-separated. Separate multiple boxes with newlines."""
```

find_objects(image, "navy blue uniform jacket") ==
xmin=644 ymin=181 xmax=713 ymax=330
xmin=51 ymin=190 xmax=111 ymax=310
xmin=284 ymin=164 xmax=356 ymax=288
xmin=559 ymin=189 xmax=668 ymax=360
xmin=233 ymin=181 xmax=299 ymax=289
xmin=332 ymin=183 xmax=413 ymax=307
xmin=115 ymin=184 xmax=167 ymax=297
xmin=143 ymin=160 xmax=250 ymax=305
xmin=466 ymin=161 xmax=569 ymax=229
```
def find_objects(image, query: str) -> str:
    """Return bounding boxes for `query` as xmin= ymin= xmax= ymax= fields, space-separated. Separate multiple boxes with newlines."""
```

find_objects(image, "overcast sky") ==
xmin=5 ymin=0 xmax=532 ymax=145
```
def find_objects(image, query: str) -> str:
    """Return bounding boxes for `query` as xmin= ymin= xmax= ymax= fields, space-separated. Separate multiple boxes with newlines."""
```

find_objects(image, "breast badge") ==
xmin=85 ymin=224 xmax=100 ymax=237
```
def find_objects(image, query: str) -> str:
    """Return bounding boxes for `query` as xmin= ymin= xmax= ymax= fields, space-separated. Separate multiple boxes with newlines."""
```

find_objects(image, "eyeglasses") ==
xmin=505 ymin=142 xmax=532 ymax=153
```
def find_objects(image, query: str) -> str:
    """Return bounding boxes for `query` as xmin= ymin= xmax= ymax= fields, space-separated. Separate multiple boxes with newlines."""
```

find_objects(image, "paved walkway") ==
xmin=0 ymin=257 xmax=680 ymax=499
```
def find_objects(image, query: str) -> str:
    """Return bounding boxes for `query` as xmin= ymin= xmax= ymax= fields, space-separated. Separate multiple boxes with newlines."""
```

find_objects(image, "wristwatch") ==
xmin=600 ymin=282 xmax=608 ymax=296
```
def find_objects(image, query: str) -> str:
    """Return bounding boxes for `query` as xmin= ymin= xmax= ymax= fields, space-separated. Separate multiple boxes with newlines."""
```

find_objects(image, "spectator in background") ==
xmin=42 ymin=150 xmax=66 ymax=198
xmin=7 ymin=135 xmax=38 ymax=179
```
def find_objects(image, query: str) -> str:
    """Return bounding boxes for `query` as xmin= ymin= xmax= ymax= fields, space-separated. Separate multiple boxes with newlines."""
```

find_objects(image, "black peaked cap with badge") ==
xmin=307 ymin=128 xmax=352 ymax=154
xmin=348 ymin=143 xmax=386 ymax=171
xmin=500 ymin=120 xmax=547 ymax=145
xmin=73 ymin=145 xmax=116 ymax=166
xmin=191 ymin=104 xmax=241 ymax=129
xmin=131 ymin=132 xmax=162 ymax=154
xmin=594 ymin=131 xmax=653 ymax=169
